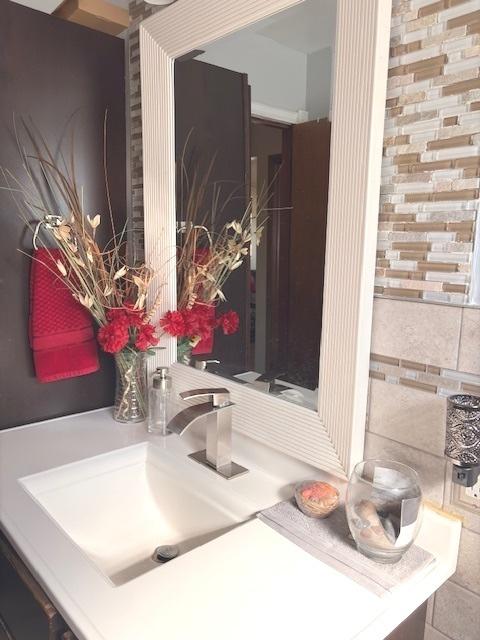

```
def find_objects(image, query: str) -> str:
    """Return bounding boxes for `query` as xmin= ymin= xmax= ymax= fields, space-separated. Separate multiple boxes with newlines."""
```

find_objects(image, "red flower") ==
xmin=183 ymin=305 xmax=216 ymax=339
xmin=124 ymin=301 xmax=146 ymax=327
xmin=98 ymin=322 xmax=129 ymax=353
xmin=106 ymin=308 xmax=129 ymax=327
xmin=107 ymin=304 xmax=145 ymax=328
xmin=135 ymin=323 xmax=159 ymax=351
xmin=160 ymin=310 xmax=186 ymax=337
xmin=217 ymin=310 xmax=239 ymax=335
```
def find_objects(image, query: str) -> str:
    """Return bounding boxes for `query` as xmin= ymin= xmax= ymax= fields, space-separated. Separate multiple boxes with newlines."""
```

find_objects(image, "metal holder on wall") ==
xmin=32 ymin=214 xmax=63 ymax=250
xmin=445 ymin=394 xmax=480 ymax=487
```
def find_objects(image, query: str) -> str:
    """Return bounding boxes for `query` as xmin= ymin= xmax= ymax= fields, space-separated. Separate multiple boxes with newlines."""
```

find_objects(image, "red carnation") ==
xmin=160 ymin=310 xmax=186 ymax=337
xmin=217 ymin=310 xmax=239 ymax=335
xmin=98 ymin=321 xmax=129 ymax=353
xmin=183 ymin=304 xmax=216 ymax=339
xmin=181 ymin=308 xmax=198 ymax=336
xmin=106 ymin=308 xmax=129 ymax=327
xmin=124 ymin=301 xmax=146 ymax=327
xmin=107 ymin=304 xmax=145 ymax=328
xmin=135 ymin=323 xmax=159 ymax=351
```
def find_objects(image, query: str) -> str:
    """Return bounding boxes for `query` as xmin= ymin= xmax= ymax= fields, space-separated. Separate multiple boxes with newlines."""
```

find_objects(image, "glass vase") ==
xmin=346 ymin=459 xmax=423 ymax=564
xmin=177 ymin=338 xmax=192 ymax=366
xmin=113 ymin=350 xmax=148 ymax=423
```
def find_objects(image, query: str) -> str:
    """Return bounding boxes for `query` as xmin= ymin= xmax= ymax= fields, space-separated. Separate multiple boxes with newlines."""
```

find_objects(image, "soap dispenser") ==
xmin=148 ymin=367 xmax=172 ymax=435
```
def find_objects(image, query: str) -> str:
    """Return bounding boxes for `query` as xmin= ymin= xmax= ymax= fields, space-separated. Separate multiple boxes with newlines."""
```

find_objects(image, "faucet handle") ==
xmin=194 ymin=359 xmax=220 ymax=371
xmin=180 ymin=388 xmax=232 ymax=408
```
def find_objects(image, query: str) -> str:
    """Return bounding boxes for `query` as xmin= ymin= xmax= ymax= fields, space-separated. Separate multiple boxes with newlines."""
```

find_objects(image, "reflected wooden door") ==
xmin=265 ymin=126 xmax=292 ymax=376
xmin=287 ymin=119 xmax=331 ymax=389
xmin=175 ymin=58 xmax=251 ymax=371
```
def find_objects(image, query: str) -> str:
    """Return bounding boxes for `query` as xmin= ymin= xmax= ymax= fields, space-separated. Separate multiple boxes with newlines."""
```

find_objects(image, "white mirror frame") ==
xmin=140 ymin=0 xmax=392 ymax=478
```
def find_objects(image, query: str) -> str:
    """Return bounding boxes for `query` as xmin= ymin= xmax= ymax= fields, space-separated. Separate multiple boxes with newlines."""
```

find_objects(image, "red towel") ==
xmin=29 ymin=248 xmax=100 ymax=383
xmin=192 ymin=305 xmax=215 ymax=355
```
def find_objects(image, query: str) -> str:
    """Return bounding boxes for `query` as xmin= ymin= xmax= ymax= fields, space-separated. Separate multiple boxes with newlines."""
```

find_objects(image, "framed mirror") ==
xmin=172 ymin=1 xmax=337 ymax=411
xmin=140 ymin=0 xmax=392 ymax=477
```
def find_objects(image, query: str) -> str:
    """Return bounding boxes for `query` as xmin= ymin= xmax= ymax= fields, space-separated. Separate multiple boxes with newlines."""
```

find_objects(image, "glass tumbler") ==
xmin=346 ymin=459 xmax=423 ymax=564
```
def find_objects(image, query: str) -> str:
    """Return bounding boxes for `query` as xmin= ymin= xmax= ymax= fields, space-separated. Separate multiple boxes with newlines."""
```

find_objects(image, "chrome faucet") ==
xmin=167 ymin=388 xmax=248 ymax=479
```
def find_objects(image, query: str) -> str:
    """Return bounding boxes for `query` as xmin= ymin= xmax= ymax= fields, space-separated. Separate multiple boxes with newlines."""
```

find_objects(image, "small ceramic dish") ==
xmin=294 ymin=480 xmax=339 ymax=518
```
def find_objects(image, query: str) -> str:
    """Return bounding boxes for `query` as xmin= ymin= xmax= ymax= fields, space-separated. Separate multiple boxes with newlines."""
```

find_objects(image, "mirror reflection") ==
xmin=167 ymin=0 xmax=337 ymax=410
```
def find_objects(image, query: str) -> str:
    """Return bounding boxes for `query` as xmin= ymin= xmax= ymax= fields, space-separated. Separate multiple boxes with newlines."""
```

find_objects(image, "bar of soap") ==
xmin=295 ymin=481 xmax=340 ymax=518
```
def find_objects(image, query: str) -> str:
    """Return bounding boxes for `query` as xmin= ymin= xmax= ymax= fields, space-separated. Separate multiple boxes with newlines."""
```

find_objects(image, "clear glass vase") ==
xmin=113 ymin=350 xmax=148 ymax=423
xmin=177 ymin=338 xmax=192 ymax=366
xmin=346 ymin=459 xmax=423 ymax=564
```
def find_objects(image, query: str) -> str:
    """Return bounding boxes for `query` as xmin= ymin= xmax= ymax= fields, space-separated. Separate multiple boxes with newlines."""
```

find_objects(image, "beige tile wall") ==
xmin=367 ymin=299 xmax=480 ymax=640
xmin=370 ymin=4 xmax=480 ymax=637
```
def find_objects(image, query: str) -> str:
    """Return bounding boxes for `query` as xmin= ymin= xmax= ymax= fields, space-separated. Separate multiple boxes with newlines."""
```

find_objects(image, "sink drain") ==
xmin=152 ymin=545 xmax=180 ymax=564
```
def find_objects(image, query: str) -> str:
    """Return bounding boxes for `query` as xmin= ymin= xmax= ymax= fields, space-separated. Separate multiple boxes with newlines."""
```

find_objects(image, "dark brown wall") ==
xmin=175 ymin=59 xmax=250 ymax=371
xmin=0 ymin=0 xmax=126 ymax=429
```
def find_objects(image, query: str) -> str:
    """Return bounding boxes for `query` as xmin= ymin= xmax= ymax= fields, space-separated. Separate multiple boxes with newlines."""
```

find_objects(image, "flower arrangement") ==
xmin=2 ymin=118 xmax=161 ymax=421
xmin=98 ymin=305 xmax=159 ymax=354
xmin=161 ymin=306 xmax=239 ymax=362
xmin=160 ymin=148 xmax=267 ymax=363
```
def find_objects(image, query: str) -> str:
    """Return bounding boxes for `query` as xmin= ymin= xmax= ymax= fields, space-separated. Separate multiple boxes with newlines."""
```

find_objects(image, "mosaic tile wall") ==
xmin=371 ymin=10 xmax=480 ymax=640
xmin=127 ymin=0 xmax=162 ymax=263
xmin=377 ymin=0 xmax=480 ymax=305
xmin=370 ymin=351 xmax=480 ymax=396
xmin=127 ymin=0 xmax=479 ymax=303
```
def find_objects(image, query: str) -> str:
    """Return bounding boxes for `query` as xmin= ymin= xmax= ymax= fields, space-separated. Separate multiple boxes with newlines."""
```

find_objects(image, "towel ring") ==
xmin=32 ymin=215 xmax=63 ymax=250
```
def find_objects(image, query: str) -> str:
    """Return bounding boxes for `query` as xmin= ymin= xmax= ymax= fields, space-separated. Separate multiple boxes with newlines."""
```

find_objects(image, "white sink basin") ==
xmin=20 ymin=443 xmax=254 ymax=586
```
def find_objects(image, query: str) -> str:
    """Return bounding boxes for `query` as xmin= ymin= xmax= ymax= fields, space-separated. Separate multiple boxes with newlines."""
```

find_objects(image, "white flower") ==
xmin=113 ymin=265 xmax=128 ymax=280
xmin=78 ymin=294 xmax=94 ymax=309
xmin=134 ymin=294 xmax=146 ymax=310
xmin=73 ymin=256 xmax=85 ymax=267
xmin=56 ymin=260 xmax=67 ymax=277
xmin=87 ymin=214 xmax=101 ymax=229
xmin=133 ymin=275 xmax=146 ymax=291
xmin=226 ymin=220 xmax=243 ymax=235
xmin=53 ymin=225 xmax=71 ymax=242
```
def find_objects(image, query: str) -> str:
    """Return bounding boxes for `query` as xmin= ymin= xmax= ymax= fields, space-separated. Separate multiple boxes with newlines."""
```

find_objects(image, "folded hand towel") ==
xmin=29 ymin=248 xmax=99 ymax=383
xmin=192 ymin=305 xmax=215 ymax=355
xmin=258 ymin=500 xmax=434 ymax=597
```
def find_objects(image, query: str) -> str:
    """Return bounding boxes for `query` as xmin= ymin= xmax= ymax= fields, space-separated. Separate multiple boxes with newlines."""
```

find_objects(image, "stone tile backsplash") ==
xmin=367 ymin=379 xmax=447 ymax=455
xmin=370 ymin=297 xmax=462 ymax=367
xmin=368 ymin=291 xmax=480 ymax=640
xmin=369 ymin=17 xmax=479 ymax=606
xmin=433 ymin=581 xmax=480 ymax=640
xmin=458 ymin=306 xmax=480 ymax=372
xmin=127 ymin=0 xmax=163 ymax=263
xmin=364 ymin=431 xmax=447 ymax=504
xmin=376 ymin=0 xmax=480 ymax=304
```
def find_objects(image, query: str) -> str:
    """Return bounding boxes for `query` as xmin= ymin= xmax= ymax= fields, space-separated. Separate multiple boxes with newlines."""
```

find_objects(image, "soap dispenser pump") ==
xmin=148 ymin=367 xmax=172 ymax=435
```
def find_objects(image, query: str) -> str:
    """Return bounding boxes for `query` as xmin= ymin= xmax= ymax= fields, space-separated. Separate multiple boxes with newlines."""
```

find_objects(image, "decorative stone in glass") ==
xmin=346 ymin=459 xmax=423 ymax=564
xmin=113 ymin=350 xmax=148 ymax=423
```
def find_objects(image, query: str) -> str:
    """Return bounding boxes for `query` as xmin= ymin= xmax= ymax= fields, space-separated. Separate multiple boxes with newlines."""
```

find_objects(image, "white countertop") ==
xmin=0 ymin=409 xmax=461 ymax=640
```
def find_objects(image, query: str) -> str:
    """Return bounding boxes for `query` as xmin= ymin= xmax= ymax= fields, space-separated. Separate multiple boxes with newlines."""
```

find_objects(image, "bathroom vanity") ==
xmin=0 ymin=409 xmax=461 ymax=640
